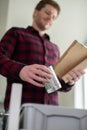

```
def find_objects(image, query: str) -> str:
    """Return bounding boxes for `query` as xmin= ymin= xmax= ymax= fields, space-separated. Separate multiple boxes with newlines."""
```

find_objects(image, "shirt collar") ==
xmin=26 ymin=26 xmax=50 ymax=40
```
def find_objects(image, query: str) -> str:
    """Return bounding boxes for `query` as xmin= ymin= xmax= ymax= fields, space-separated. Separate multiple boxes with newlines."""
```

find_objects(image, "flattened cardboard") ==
xmin=54 ymin=40 xmax=87 ymax=78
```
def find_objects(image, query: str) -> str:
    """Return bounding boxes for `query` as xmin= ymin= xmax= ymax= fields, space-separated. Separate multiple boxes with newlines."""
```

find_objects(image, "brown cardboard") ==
xmin=54 ymin=40 xmax=87 ymax=78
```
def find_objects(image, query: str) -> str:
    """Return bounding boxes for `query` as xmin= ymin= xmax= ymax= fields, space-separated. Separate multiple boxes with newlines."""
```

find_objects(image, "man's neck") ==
xmin=32 ymin=24 xmax=46 ymax=37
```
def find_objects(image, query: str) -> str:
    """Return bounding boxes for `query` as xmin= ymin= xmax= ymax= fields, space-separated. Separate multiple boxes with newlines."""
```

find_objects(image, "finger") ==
xmin=36 ymin=70 xmax=52 ymax=79
xmin=32 ymin=67 xmax=52 ymax=79
xmin=63 ymin=74 xmax=76 ymax=84
xmin=29 ymin=72 xmax=51 ymax=83
xmin=68 ymin=80 xmax=75 ymax=85
xmin=34 ymin=64 xmax=51 ymax=74
xmin=72 ymin=69 xmax=85 ymax=78
xmin=23 ymin=73 xmax=45 ymax=87
xmin=66 ymin=74 xmax=74 ymax=82
xmin=68 ymin=70 xmax=77 ymax=79
xmin=62 ymin=75 xmax=71 ymax=83
xmin=62 ymin=73 xmax=74 ymax=83
xmin=68 ymin=71 xmax=81 ymax=82
xmin=27 ymin=78 xmax=45 ymax=87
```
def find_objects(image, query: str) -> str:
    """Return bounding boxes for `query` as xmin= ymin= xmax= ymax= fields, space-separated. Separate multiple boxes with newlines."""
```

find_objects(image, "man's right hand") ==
xmin=19 ymin=64 xmax=52 ymax=87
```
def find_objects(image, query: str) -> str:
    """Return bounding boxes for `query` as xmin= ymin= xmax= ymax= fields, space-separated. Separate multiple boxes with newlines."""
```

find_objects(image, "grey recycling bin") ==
xmin=19 ymin=103 xmax=87 ymax=130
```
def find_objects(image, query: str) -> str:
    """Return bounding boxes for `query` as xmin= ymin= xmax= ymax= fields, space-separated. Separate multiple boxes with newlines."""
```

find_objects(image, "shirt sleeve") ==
xmin=58 ymin=77 xmax=74 ymax=92
xmin=0 ymin=27 xmax=25 ymax=80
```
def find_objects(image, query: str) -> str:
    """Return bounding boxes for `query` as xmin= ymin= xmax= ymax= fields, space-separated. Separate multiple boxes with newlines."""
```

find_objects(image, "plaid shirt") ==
xmin=0 ymin=26 xmax=73 ymax=109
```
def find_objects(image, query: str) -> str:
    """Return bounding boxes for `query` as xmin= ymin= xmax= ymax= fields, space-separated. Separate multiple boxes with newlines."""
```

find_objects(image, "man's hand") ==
xmin=62 ymin=68 xmax=85 ymax=85
xmin=19 ymin=64 xmax=52 ymax=87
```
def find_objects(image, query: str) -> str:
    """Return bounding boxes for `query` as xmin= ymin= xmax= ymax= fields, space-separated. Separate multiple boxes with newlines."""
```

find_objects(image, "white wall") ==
xmin=0 ymin=0 xmax=9 ymax=105
xmin=48 ymin=0 xmax=87 ymax=53
xmin=0 ymin=0 xmax=87 ymax=107
xmin=0 ymin=0 xmax=9 ymax=37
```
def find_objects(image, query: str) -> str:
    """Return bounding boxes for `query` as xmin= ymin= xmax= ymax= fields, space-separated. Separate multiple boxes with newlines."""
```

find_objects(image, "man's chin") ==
xmin=40 ymin=25 xmax=50 ymax=31
xmin=44 ymin=25 xmax=50 ymax=30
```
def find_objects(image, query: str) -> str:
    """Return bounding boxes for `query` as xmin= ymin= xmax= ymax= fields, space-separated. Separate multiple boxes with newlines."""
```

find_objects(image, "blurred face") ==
xmin=33 ymin=4 xmax=58 ymax=31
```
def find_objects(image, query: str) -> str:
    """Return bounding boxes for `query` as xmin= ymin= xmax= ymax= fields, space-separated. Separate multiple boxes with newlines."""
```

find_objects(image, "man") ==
xmin=0 ymin=0 xmax=84 ymax=129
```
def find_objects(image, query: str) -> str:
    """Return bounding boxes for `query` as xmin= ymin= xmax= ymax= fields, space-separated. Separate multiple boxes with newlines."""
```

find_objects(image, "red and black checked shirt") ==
xmin=0 ymin=26 xmax=73 ymax=109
